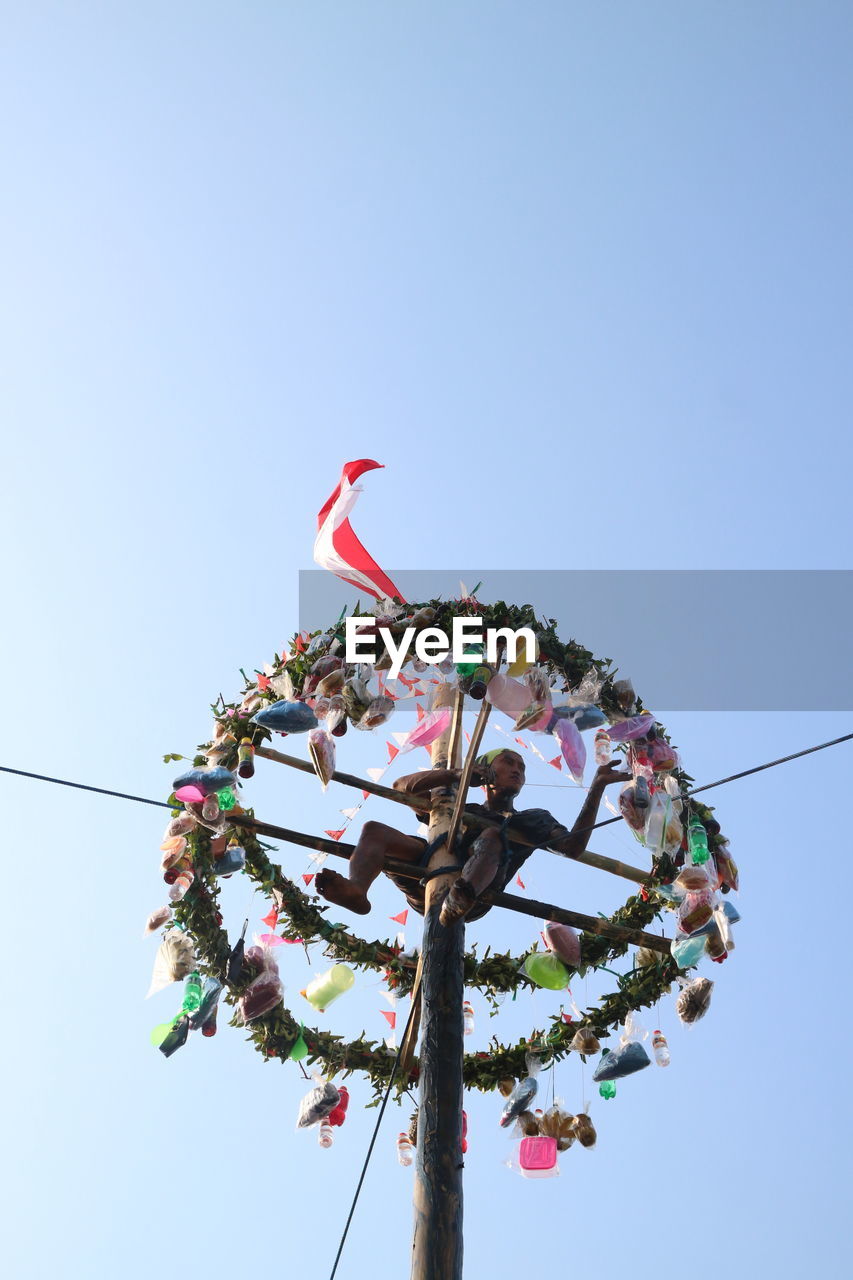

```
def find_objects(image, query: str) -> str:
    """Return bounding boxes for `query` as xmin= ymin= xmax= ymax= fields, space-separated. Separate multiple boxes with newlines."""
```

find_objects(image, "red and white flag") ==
xmin=314 ymin=459 xmax=405 ymax=601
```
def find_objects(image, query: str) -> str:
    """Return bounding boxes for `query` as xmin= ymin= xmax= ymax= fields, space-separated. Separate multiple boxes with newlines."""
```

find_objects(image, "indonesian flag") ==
xmin=314 ymin=460 xmax=405 ymax=602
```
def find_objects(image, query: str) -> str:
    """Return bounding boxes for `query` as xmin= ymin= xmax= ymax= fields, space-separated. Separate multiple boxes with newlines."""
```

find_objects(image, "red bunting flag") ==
xmin=256 ymin=672 xmax=271 ymax=692
xmin=261 ymin=908 xmax=279 ymax=928
xmin=302 ymin=873 xmax=315 ymax=885
xmin=325 ymin=830 xmax=345 ymax=842
xmin=416 ymin=703 xmax=425 ymax=721
xmin=389 ymin=910 xmax=408 ymax=925
xmin=380 ymin=1010 xmax=397 ymax=1029
xmin=387 ymin=742 xmax=399 ymax=762
xmin=362 ymin=790 xmax=370 ymax=800
xmin=515 ymin=874 xmax=526 ymax=890
xmin=549 ymin=756 xmax=562 ymax=770
xmin=314 ymin=459 xmax=405 ymax=601
xmin=515 ymin=736 xmax=526 ymax=746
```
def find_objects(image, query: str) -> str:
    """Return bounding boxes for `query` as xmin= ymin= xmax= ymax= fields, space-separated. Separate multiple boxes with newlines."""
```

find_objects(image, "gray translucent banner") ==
xmin=298 ymin=570 xmax=853 ymax=711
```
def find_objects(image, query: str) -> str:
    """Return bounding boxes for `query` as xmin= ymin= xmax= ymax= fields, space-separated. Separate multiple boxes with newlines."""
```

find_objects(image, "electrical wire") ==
xmin=328 ymin=995 xmax=420 ymax=1280
xmin=1 ymin=727 xmax=852 ymax=832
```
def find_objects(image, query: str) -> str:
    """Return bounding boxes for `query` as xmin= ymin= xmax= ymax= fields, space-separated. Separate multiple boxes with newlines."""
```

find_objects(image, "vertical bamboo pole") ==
xmin=410 ymin=682 xmax=465 ymax=1280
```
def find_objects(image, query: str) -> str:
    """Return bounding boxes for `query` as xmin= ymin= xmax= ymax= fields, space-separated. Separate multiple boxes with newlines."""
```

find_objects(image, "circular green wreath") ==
xmin=160 ymin=599 xmax=731 ymax=1096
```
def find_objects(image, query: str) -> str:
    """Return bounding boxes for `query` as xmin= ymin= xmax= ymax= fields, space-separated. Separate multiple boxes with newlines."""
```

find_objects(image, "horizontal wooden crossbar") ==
xmin=226 ymin=809 xmax=672 ymax=955
xmin=254 ymin=744 xmax=650 ymax=886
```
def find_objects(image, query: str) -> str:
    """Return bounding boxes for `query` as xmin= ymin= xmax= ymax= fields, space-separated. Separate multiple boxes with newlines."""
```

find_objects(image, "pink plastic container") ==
xmin=519 ymin=1135 xmax=558 ymax=1178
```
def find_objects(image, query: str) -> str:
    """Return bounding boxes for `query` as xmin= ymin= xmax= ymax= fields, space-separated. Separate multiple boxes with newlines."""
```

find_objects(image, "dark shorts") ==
xmin=384 ymin=826 xmax=504 ymax=922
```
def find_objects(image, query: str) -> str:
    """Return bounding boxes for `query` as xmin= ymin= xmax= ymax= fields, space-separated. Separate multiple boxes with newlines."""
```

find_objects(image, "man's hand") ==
xmin=592 ymin=760 xmax=633 ymax=787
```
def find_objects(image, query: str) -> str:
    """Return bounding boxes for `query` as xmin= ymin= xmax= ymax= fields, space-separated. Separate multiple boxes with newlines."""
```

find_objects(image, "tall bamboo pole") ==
xmin=410 ymin=683 xmax=465 ymax=1280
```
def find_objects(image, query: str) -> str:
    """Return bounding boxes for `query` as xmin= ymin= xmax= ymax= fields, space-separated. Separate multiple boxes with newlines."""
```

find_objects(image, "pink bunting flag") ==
xmin=390 ymin=910 xmax=409 ymax=925
xmin=313 ymin=459 xmax=405 ymax=601
xmin=380 ymin=1010 xmax=397 ymax=1029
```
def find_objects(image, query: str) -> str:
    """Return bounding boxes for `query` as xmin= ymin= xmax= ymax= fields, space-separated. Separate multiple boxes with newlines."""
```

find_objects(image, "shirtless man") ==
xmin=314 ymin=747 xmax=631 ymax=926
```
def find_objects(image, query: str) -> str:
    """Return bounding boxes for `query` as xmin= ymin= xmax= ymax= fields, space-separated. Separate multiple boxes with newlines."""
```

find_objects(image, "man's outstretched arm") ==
xmin=547 ymin=760 xmax=632 ymax=859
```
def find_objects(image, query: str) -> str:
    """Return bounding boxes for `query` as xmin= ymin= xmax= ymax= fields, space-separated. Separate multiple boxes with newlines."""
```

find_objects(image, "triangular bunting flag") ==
xmin=380 ymin=1010 xmax=397 ymax=1028
xmin=464 ymin=731 xmax=471 ymax=743
xmin=389 ymin=909 xmax=409 ymax=925
xmin=549 ymin=756 xmax=562 ymax=770
xmin=340 ymin=806 xmax=360 ymax=820
xmin=515 ymin=874 xmax=526 ymax=889
xmin=302 ymin=873 xmax=315 ymax=885
xmin=387 ymin=742 xmax=399 ymax=762
xmin=382 ymin=990 xmax=398 ymax=1006
xmin=515 ymin=736 xmax=526 ymax=746
xmin=362 ymin=790 xmax=370 ymax=800
xmin=385 ymin=1035 xmax=398 ymax=1050
xmin=366 ymin=767 xmax=385 ymax=783
xmin=391 ymin=732 xmax=410 ymax=746
xmin=256 ymin=672 xmax=271 ymax=692
xmin=416 ymin=703 xmax=425 ymax=721
xmin=325 ymin=830 xmax=345 ymax=841
xmin=261 ymin=908 xmax=278 ymax=928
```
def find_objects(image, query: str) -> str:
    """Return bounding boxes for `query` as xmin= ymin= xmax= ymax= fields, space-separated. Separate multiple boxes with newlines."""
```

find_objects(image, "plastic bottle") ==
xmin=594 ymin=728 xmax=611 ymax=766
xmin=467 ymin=665 xmax=493 ymax=700
xmin=202 ymin=793 xmax=220 ymax=822
xmin=182 ymin=971 xmax=203 ymax=1015
xmin=397 ymin=1133 xmax=414 ymax=1167
xmin=688 ymin=817 xmax=710 ymax=865
xmin=201 ymin=1007 xmax=218 ymax=1037
xmin=318 ymin=1122 xmax=334 ymax=1149
xmin=633 ymin=775 xmax=650 ymax=811
xmin=652 ymin=1030 xmax=670 ymax=1067
xmin=599 ymin=1080 xmax=617 ymax=1100
xmin=168 ymin=867 xmax=194 ymax=902
xmin=463 ymin=1001 xmax=475 ymax=1036
xmin=238 ymin=738 xmax=255 ymax=779
xmin=301 ymin=964 xmax=355 ymax=1012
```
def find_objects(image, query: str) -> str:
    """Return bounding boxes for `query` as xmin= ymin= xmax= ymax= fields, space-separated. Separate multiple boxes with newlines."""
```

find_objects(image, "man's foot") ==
xmin=315 ymin=869 xmax=371 ymax=915
xmin=439 ymin=878 xmax=477 ymax=927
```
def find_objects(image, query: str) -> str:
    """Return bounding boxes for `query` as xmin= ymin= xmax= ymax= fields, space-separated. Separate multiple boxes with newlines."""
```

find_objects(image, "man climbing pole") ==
xmin=314 ymin=748 xmax=631 ymax=921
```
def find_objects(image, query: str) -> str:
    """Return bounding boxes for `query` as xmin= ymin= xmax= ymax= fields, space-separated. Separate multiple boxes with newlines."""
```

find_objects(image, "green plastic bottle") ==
xmin=599 ymin=1080 xmax=617 ymax=1100
xmin=182 ymin=971 xmax=203 ymax=1015
xmin=688 ymin=817 xmax=710 ymax=865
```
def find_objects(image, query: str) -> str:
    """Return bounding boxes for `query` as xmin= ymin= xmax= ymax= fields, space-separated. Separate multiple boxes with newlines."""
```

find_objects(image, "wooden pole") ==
xmin=411 ymin=683 xmax=465 ymax=1280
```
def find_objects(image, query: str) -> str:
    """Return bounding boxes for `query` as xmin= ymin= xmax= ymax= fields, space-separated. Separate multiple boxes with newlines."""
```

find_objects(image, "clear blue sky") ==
xmin=2 ymin=4 xmax=851 ymax=1278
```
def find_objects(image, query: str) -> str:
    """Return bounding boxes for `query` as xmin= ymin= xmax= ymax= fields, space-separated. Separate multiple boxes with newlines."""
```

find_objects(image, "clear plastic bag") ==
xmin=675 ymin=975 xmax=714 ymax=1025
xmin=538 ymin=1104 xmax=575 ymax=1152
xmin=359 ymin=695 xmax=394 ymax=730
xmin=238 ymin=945 xmax=283 ymax=1023
xmin=307 ymin=728 xmax=336 ymax=789
xmin=619 ymin=783 xmax=646 ymax=832
xmin=542 ymin=920 xmax=581 ymax=968
xmin=569 ymin=1027 xmax=601 ymax=1055
xmin=593 ymin=1017 xmax=650 ymax=1083
xmin=571 ymin=1104 xmax=596 ymax=1149
xmin=297 ymin=1076 xmax=342 ymax=1129
xmin=499 ymin=1056 xmax=541 ymax=1128
xmin=146 ymin=929 xmax=195 ymax=997
xmin=605 ymin=713 xmax=655 ymax=742
xmin=551 ymin=717 xmax=586 ymax=783
xmin=143 ymin=905 xmax=173 ymax=937
xmin=252 ymin=700 xmax=319 ymax=734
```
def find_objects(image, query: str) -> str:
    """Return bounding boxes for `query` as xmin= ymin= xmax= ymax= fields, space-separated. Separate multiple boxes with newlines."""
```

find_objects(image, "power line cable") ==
xmin=1 ymin=728 xmax=852 ymax=828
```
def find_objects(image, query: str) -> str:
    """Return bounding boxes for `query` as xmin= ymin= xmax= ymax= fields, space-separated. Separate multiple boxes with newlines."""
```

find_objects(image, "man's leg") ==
xmin=439 ymin=828 xmax=504 ymax=926
xmin=315 ymin=821 xmax=425 ymax=915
